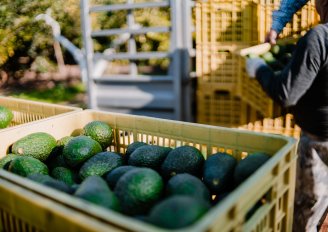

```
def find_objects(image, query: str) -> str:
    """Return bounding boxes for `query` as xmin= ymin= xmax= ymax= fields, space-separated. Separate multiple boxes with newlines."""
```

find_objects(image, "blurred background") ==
xmin=0 ymin=0 xmax=176 ymax=108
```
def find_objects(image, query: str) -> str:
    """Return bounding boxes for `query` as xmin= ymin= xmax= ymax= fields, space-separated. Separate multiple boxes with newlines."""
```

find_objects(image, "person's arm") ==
xmin=257 ymin=27 xmax=326 ymax=107
xmin=271 ymin=0 xmax=309 ymax=34
xmin=267 ymin=0 xmax=309 ymax=43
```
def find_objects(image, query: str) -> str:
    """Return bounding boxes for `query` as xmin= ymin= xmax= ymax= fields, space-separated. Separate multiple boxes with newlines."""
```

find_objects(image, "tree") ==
xmin=0 ymin=0 xmax=81 ymax=75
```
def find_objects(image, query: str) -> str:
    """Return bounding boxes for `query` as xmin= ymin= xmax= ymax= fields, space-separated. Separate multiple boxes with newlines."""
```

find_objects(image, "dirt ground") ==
xmin=0 ymin=65 xmax=87 ymax=108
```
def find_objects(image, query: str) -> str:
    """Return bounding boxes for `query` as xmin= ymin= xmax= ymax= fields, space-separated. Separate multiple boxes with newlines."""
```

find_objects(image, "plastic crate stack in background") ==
xmin=195 ymin=0 xmax=259 ymax=44
xmin=239 ymin=114 xmax=301 ymax=138
xmin=195 ymin=0 xmax=259 ymax=89
xmin=237 ymin=43 xmax=275 ymax=116
xmin=195 ymin=0 xmax=319 ymax=127
xmin=196 ymin=43 xmax=248 ymax=91
xmin=196 ymin=89 xmax=265 ymax=127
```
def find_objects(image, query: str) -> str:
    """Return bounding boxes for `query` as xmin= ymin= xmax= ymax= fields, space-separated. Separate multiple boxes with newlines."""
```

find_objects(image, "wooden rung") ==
xmin=91 ymin=26 xmax=170 ymax=37
xmin=89 ymin=2 xmax=170 ymax=13
xmin=94 ymin=52 xmax=170 ymax=61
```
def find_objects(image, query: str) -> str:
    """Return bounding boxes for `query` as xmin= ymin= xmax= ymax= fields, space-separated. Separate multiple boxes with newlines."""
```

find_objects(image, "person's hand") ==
xmin=265 ymin=29 xmax=278 ymax=45
xmin=246 ymin=58 xmax=267 ymax=78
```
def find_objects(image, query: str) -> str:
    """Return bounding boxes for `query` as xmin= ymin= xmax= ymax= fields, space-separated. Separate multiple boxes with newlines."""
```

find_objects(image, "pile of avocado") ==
xmin=249 ymin=43 xmax=296 ymax=72
xmin=0 ymin=120 xmax=271 ymax=229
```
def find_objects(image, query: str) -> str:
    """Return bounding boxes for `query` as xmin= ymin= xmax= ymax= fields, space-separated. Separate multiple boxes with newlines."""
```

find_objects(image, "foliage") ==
xmin=91 ymin=0 xmax=170 ymax=69
xmin=0 ymin=0 xmax=81 ymax=73
xmin=0 ymin=0 xmax=172 ymax=75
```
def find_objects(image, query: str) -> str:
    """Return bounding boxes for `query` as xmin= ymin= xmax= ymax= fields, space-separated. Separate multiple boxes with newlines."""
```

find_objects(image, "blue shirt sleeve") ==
xmin=271 ymin=0 xmax=310 ymax=34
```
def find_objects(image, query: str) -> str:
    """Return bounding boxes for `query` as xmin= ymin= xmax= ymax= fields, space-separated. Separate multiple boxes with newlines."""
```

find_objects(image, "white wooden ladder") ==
xmin=80 ymin=0 xmax=194 ymax=121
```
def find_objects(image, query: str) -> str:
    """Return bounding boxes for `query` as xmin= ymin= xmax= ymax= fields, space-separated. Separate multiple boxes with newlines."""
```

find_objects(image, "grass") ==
xmin=11 ymin=83 xmax=86 ymax=105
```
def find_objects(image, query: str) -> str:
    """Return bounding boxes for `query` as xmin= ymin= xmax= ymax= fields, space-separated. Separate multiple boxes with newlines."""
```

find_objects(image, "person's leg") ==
xmin=293 ymin=133 xmax=328 ymax=232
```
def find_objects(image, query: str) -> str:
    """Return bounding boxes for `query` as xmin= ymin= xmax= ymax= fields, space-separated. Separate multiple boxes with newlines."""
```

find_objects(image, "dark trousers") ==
xmin=293 ymin=132 xmax=328 ymax=232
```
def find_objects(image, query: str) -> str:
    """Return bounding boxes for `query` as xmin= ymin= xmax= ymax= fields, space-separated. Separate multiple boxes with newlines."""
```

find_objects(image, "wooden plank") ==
xmin=91 ymin=26 xmax=170 ymax=37
xmin=93 ymin=52 xmax=170 ymax=61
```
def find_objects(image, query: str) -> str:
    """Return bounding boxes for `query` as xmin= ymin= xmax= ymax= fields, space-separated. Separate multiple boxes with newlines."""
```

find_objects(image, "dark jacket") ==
xmin=256 ymin=23 xmax=328 ymax=138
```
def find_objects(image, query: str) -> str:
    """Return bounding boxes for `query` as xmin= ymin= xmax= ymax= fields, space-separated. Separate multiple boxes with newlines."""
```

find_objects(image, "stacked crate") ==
xmin=239 ymin=114 xmax=301 ymax=138
xmin=195 ymin=0 xmax=319 ymax=127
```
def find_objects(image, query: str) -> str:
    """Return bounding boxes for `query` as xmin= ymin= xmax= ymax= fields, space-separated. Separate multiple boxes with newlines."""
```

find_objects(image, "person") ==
xmin=266 ymin=0 xmax=310 ymax=44
xmin=246 ymin=0 xmax=328 ymax=230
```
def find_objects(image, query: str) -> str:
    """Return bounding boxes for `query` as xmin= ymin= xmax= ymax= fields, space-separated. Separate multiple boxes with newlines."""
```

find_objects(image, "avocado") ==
xmin=51 ymin=167 xmax=77 ymax=186
xmin=166 ymin=173 xmax=211 ymax=202
xmin=71 ymin=183 xmax=80 ymax=193
xmin=203 ymin=152 xmax=237 ymax=194
xmin=134 ymin=215 xmax=150 ymax=223
xmin=261 ymin=52 xmax=275 ymax=63
xmin=280 ymin=52 xmax=292 ymax=65
xmin=114 ymin=167 xmax=164 ymax=215
xmin=57 ymin=136 xmax=74 ymax=147
xmin=161 ymin=145 xmax=205 ymax=179
xmin=285 ymin=43 xmax=296 ymax=53
xmin=74 ymin=176 xmax=120 ymax=212
xmin=12 ymin=132 xmax=57 ymax=162
xmin=0 ymin=154 xmax=19 ymax=169
xmin=46 ymin=136 xmax=73 ymax=170
xmin=125 ymin=141 xmax=148 ymax=161
xmin=105 ymin=165 xmax=137 ymax=189
xmin=128 ymin=145 xmax=171 ymax=170
xmin=27 ymin=173 xmax=72 ymax=194
xmin=82 ymin=121 xmax=113 ymax=149
xmin=0 ymin=106 xmax=13 ymax=129
xmin=247 ymin=53 xmax=259 ymax=59
xmin=234 ymin=152 xmax=270 ymax=186
xmin=79 ymin=151 xmax=124 ymax=180
xmin=148 ymin=196 xmax=211 ymax=229
xmin=8 ymin=156 xmax=48 ymax=177
xmin=63 ymin=135 xmax=102 ymax=168
xmin=71 ymin=128 xmax=83 ymax=137
xmin=267 ymin=60 xmax=284 ymax=71
xmin=270 ymin=44 xmax=286 ymax=57
xmin=46 ymin=153 xmax=69 ymax=171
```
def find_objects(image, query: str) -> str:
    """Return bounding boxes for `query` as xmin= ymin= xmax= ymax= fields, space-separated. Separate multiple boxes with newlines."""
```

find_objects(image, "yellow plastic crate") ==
xmin=195 ymin=0 xmax=319 ymax=44
xmin=239 ymin=113 xmax=301 ymax=139
xmin=0 ymin=110 xmax=297 ymax=232
xmin=195 ymin=0 xmax=259 ymax=44
xmin=0 ymin=96 xmax=82 ymax=130
xmin=195 ymin=42 xmax=274 ymax=117
xmin=0 ymin=173 xmax=126 ymax=232
xmin=196 ymin=43 xmax=250 ymax=90
xmin=196 ymin=89 xmax=247 ymax=127
xmin=196 ymin=88 xmax=266 ymax=127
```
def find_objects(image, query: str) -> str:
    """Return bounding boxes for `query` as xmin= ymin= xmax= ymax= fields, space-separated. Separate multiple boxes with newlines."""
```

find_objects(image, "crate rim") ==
xmin=0 ymin=109 xmax=297 ymax=232
xmin=0 ymin=95 xmax=82 ymax=109
xmin=15 ymin=108 xmax=297 ymax=142
xmin=0 ymin=95 xmax=82 ymax=132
